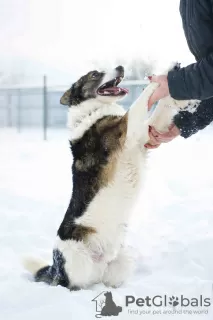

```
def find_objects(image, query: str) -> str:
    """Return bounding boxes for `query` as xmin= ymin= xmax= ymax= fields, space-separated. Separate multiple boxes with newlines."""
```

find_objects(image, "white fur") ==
xmin=55 ymin=237 xmax=106 ymax=288
xmin=102 ymin=247 xmax=135 ymax=288
xmin=147 ymin=96 xmax=200 ymax=133
xmin=67 ymin=99 xmax=125 ymax=141
xmin=127 ymin=82 xmax=159 ymax=142
xmin=25 ymin=72 xmax=200 ymax=289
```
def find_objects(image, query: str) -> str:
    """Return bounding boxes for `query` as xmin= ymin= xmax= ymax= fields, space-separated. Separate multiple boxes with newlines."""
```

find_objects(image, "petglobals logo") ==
xmin=92 ymin=292 xmax=212 ymax=318
xmin=92 ymin=291 xmax=122 ymax=318
xmin=125 ymin=294 xmax=211 ymax=308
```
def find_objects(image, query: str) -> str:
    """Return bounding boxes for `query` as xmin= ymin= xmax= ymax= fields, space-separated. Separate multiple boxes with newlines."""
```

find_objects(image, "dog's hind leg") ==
xmin=23 ymin=257 xmax=60 ymax=286
xmin=102 ymin=247 xmax=135 ymax=288
xmin=57 ymin=238 xmax=106 ymax=288
xmin=23 ymin=249 xmax=70 ymax=288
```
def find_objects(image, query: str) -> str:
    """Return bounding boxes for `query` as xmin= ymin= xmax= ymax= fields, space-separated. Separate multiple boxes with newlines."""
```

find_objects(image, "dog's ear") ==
xmin=60 ymin=89 xmax=71 ymax=106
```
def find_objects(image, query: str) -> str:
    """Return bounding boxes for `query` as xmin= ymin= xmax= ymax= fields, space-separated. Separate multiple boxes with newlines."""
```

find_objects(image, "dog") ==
xmin=23 ymin=64 xmax=200 ymax=290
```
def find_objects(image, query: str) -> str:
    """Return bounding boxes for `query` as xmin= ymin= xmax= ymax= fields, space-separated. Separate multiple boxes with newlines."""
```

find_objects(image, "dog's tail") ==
xmin=22 ymin=256 xmax=49 ymax=276
xmin=22 ymin=254 xmax=70 ymax=288
xmin=22 ymin=256 xmax=53 ymax=285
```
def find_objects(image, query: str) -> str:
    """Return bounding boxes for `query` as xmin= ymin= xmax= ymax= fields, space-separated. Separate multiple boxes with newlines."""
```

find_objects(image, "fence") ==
xmin=0 ymin=77 xmax=149 ymax=140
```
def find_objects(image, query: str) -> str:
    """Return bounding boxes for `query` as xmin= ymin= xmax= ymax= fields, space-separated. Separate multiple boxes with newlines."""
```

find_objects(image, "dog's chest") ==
xmin=77 ymin=142 xmax=146 ymax=229
xmin=76 ymin=142 xmax=146 ymax=261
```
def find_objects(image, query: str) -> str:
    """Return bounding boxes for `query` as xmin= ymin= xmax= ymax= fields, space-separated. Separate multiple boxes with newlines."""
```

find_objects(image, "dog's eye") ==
xmin=91 ymin=71 xmax=99 ymax=79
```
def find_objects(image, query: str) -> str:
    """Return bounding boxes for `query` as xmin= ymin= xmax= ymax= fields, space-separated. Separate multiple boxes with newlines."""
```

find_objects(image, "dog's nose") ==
xmin=115 ymin=66 xmax=124 ymax=77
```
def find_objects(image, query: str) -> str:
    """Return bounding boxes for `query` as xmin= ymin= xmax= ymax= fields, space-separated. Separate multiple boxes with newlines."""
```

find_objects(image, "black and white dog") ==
xmin=23 ymin=65 xmax=199 ymax=290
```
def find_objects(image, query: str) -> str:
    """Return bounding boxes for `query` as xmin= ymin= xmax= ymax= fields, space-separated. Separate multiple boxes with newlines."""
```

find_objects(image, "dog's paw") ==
xmin=104 ymin=280 xmax=123 ymax=289
xmin=102 ymin=249 xmax=135 ymax=288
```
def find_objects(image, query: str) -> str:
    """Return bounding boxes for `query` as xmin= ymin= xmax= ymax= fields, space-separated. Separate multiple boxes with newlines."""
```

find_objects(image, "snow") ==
xmin=1 ymin=127 xmax=213 ymax=320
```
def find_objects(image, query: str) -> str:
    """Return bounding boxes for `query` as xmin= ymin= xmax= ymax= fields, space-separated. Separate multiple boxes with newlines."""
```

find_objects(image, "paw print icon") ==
xmin=169 ymin=296 xmax=179 ymax=307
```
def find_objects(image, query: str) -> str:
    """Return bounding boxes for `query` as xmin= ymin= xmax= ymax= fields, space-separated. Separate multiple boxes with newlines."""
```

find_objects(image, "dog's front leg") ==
xmin=146 ymin=97 xmax=178 ymax=135
xmin=126 ymin=82 xmax=159 ymax=144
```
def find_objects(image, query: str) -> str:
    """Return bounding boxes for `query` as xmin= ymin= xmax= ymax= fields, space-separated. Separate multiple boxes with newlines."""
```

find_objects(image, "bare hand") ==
xmin=148 ymin=75 xmax=170 ymax=110
xmin=145 ymin=124 xmax=180 ymax=149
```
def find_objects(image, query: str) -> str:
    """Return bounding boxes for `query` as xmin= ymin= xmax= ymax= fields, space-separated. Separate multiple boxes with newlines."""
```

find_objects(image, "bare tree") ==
xmin=99 ymin=299 xmax=105 ymax=309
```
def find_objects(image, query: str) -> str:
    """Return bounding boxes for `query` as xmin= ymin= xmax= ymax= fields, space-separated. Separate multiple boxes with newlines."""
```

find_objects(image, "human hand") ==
xmin=148 ymin=75 xmax=170 ymax=110
xmin=145 ymin=124 xmax=180 ymax=149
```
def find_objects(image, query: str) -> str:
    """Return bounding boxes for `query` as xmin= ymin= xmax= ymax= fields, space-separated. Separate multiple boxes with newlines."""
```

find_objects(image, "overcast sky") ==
xmin=0 ymin=0 xmax=195 ymax=80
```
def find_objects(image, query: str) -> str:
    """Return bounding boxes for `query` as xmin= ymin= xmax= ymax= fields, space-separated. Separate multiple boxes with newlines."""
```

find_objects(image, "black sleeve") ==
xmin=169 ymin=0 xmax=213 ymax=100
xmin=173 ymin=97 xmax=213 ymax=138
xmin=168 ymin=54 xmax=213 ymax=101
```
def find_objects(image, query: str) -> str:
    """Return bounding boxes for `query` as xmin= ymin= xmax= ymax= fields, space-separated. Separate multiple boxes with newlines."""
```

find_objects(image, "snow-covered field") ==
xmin=1 ymin=127 xmax=213 ymax=320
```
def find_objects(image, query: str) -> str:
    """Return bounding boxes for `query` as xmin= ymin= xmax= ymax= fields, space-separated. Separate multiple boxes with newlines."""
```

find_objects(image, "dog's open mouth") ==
xmin=97 ymin=77 xmax=129 ymax=96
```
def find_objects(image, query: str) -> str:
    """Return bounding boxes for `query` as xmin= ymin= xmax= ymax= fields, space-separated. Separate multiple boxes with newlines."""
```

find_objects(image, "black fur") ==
xmin=35 ymin=249 xmax=70 ymax=288
xmin=61 ymin=70 xmax=105 ymax=106
xmin=68 ymin=82 xmax=92 ymax=106
xmin=57 ymin=115 xmax=124 ymax=241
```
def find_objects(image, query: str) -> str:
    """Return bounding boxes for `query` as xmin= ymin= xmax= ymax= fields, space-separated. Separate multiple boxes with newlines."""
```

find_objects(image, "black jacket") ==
xmin=168 ymin=0 xmax=213 ymax=138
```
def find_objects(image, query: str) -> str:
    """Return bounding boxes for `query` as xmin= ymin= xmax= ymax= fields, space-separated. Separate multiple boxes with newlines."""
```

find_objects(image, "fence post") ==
xmin=43 ymin=75 xmax=47 ymax=140
xmin=17 ymin=89 xmax=21 ymax=132
xmin=7 ymin=93 xmax=12 ymax=127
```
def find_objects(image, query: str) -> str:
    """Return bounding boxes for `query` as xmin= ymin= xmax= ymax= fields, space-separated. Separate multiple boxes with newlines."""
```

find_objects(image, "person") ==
xmin=145 ymin=0 xmax=213 ymax=149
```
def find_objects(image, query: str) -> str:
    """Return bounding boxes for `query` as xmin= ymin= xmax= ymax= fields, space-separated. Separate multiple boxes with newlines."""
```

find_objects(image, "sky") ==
xmin=0 ymin=0 xmax=195 ymax=84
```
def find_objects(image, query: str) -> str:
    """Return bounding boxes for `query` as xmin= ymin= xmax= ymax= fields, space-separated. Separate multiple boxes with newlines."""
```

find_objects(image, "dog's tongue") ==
xmin=99 ymin=87 xmax=129 ymax=95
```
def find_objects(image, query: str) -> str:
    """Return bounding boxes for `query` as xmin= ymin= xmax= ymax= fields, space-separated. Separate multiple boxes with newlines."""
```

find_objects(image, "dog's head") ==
xmin=60 ymin=66 xmax=128 ymax=107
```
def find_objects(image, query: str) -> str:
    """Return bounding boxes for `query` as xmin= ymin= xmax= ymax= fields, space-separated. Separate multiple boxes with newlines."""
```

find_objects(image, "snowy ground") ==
xmin=1 ymin=127 xmax=213 ymax=320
